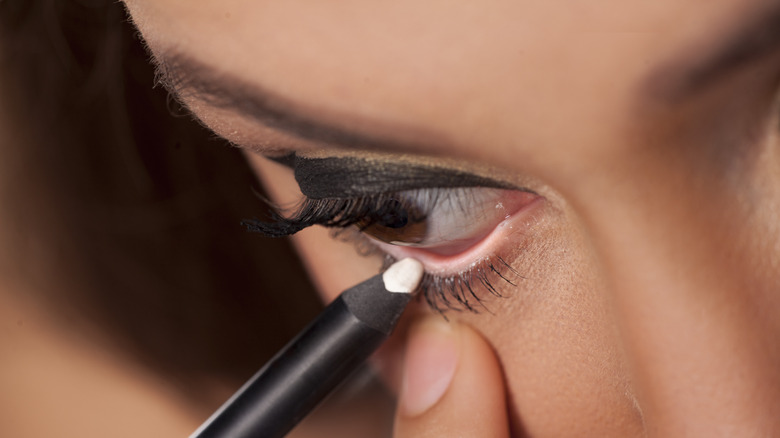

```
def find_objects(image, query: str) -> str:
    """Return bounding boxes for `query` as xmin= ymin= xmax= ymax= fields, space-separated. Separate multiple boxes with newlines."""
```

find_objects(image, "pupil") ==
xmin=377 ymin=200 xmax=409 ymax=229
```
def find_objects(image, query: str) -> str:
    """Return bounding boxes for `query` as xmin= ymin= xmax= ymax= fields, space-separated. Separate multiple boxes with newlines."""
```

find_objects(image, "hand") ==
xmin=393 ymin=317 xmax=510 ymax=438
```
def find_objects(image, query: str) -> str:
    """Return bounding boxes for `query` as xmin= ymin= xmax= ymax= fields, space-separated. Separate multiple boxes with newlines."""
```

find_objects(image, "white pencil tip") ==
xmin=382 ymin=258 xmax=424 ymax=294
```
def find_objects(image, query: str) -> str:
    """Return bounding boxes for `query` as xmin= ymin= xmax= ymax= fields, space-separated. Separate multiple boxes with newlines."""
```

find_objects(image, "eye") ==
xmin=359 ymin=188 xmax=535 ymax=257
xmin=242 ymin=184 xmax=542 ymax=312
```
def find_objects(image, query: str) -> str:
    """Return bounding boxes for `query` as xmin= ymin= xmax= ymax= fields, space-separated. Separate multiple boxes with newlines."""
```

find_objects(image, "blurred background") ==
xmin=0 ymin=1 xmax=390 ymax=436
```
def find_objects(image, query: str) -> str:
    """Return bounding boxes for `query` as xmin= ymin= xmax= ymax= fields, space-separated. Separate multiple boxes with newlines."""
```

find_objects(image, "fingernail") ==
xmin=399 ymin=317 xmax=459 ymax=417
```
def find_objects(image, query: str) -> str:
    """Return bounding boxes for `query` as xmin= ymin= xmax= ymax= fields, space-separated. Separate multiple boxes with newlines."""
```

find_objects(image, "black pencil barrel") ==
xmin=193 ymin=275 xmax=412 ymax=438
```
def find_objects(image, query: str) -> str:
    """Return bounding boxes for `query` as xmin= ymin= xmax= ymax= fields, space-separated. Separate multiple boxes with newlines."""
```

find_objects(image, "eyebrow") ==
xmin=153 ymin=3 xmax=780 ymax=141
xmin=152 ymin=52 xmax=441 ymax=153
xmin=646 ymin=2 xmax=780 ymax=101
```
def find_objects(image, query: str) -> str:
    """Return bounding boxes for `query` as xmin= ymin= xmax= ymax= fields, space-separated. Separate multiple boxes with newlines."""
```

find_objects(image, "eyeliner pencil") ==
xmin=191 ymin=258 xmax=424 ymax=438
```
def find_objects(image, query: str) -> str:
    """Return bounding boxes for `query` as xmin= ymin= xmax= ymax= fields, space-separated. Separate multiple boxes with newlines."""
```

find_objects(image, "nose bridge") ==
xmin=552 ymin=97 xmax=737 ymax=296
xmin=546 ymin=89 xmax=780 ymax=432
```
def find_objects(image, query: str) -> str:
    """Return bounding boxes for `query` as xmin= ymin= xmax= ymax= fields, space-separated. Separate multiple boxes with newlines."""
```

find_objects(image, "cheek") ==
xmin=449 ymin=207 xmax=644 ymax=436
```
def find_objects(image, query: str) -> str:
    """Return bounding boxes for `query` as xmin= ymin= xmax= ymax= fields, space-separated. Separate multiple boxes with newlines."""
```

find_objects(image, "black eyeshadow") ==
xmin=272 ymin=154 xmax=516 ymax=199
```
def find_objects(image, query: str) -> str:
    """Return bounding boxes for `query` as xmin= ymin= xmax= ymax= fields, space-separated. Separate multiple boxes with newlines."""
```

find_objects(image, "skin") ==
xmin=124 ymin=0 xmax=780 ymax=436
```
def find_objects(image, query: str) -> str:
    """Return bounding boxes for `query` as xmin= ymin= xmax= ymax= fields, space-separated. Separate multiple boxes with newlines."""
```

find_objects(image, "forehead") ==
xmin=125 ymin=0 xmax=769 ymax=170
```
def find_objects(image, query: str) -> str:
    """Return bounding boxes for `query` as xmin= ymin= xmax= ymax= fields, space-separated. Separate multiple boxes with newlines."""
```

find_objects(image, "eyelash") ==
xmin=242 ymin=189 xmax=521 ymax=313
xmin=242 ymin=193 xmax=428 ymax=237
xmin=381 ymin=251 xmax=520 ymax=314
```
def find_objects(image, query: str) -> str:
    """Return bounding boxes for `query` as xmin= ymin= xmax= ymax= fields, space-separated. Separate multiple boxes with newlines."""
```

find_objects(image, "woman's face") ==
xmin=124 ymin=0 xmax=780 ymax=435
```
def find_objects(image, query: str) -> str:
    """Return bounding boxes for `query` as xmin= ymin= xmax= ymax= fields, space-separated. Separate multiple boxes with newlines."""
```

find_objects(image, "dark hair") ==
xmin=0 ymin=0 xmax=321 ymax=409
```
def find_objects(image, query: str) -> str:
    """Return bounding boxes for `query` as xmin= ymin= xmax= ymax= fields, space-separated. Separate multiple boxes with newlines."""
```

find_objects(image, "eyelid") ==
xmin=271 ymin=153 xmax=520 ymax=199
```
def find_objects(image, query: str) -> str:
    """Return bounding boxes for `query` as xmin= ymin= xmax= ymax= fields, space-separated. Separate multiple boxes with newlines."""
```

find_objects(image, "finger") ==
xmin=393 ymin=316 xmax=510 ymax=438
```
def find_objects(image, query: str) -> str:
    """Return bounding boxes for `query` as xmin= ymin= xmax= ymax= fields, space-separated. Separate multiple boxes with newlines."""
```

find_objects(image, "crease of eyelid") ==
xmin=293 ymin=157 xmax=522 ymax=199
xmin=269 ymin=153 xmax=529 ymax=199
